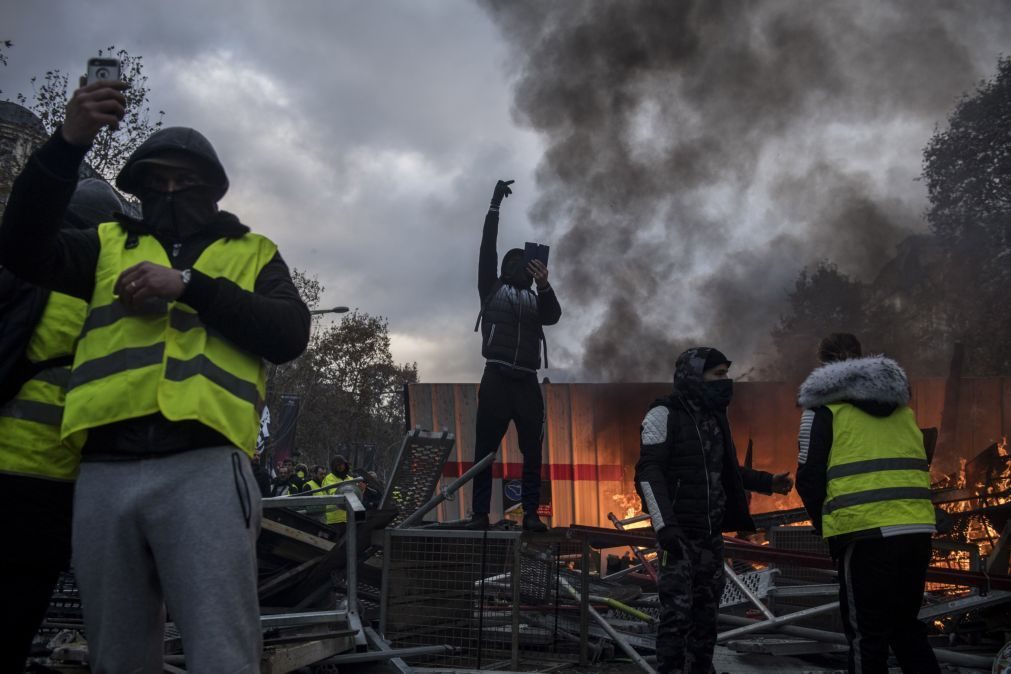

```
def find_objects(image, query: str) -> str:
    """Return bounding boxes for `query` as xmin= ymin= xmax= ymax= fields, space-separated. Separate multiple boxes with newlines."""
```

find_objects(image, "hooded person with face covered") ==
xmin=468 ymin=180 xmax=561 ymax=532
xmin=0 ymin=80 xmax=309 ymax=672
xmin=635 ymin=347 xmax=792 ymax=674
xmin=0 ymin=178 xmax=122 ymax=673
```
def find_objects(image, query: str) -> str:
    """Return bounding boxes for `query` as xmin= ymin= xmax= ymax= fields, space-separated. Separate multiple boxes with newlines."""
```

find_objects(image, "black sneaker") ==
xmin=465 ymin=513 xmax=490 ymax=530
xmin=522 ymin=514 xmax=548 ymax=532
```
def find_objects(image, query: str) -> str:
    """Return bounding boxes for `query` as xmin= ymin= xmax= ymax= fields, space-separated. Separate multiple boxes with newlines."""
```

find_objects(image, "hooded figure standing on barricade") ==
xmin=0 ymin=78 xmax=309 ymax=672
xmin=467 ymin=179 xmax=561 ymax=532
xmin=635 ymin=347 xmax=793 ymax=673
xmin=0 ymin=178 xmax=123 ymax=672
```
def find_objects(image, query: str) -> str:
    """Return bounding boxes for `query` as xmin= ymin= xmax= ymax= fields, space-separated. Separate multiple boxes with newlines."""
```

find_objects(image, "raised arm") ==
xmin=0 ymin=80 xmax=127 ymax=300
xmin=478 ymin=180 xmax=513 ymax=301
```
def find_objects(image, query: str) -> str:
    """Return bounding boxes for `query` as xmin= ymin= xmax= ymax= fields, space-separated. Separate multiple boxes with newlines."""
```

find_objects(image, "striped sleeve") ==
xmin=798 ymin=408 xmax=815 ymax=464
xmin=635 ymin=406 xmax=676 ymax=533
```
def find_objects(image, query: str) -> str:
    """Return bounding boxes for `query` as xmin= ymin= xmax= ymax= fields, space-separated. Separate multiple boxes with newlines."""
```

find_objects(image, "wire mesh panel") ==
xmin=719 ymin=569 xmax=775 ymax=608
xmin=765 ymin=525 xmax=842 ymax=631
xmin=767 ymin=525 xmax=832 ymax=583
xmin=380 ymin=429 xmax=455 ymax=526
xmin=382 ymin=529 xmax=520 ymax=668
xmin=381 ymin=530 xmax=591 ymax=670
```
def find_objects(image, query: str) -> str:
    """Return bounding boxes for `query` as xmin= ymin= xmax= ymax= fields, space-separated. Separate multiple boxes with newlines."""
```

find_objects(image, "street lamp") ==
xmin=310 ymin=305 xmax=350 ymax=316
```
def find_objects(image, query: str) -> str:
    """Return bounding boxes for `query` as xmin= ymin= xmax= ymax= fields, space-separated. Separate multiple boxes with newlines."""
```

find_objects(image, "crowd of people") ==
xmin=251 ymin=454 xmax=384 ymax=519
xmin=0 ymin=72 xmax=943 ymax=674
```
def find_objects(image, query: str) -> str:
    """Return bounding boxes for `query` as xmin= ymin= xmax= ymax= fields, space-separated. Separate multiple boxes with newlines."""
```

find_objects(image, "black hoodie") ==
xmin=0 ymin=129 xmax=310 ymax=458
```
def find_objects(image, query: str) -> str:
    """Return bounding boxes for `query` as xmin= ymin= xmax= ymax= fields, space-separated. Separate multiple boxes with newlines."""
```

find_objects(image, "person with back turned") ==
xmin=0 ymin=77 xmax=309 ymax=672
xmin=796 ymin=333 xmax=939 ymax=673
xmin=467 ymin=180 xmax=561 ymax=532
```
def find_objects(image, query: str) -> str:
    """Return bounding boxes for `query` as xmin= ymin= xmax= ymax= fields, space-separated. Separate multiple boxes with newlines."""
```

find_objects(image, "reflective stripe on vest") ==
xmin=62 ymin=222 xmax=278 ymax=456
xmin=821 ymin=403 xmax=936 ymax=538
xmin=0 ymin=291 xmax=87 ymax=481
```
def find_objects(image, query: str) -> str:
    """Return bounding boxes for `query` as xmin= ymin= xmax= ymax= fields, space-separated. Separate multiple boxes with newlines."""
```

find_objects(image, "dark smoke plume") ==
xmin=481 ymin=0 xmax=1005 ymax=381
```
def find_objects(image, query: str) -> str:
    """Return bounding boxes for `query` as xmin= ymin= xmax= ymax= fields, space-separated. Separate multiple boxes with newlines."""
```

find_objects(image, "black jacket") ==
xmin=476 ymin=208 xmax=561 ymax=372
xmin=635 ymin=392 xmax=773 ymax=537
xmin=0 ymin=130 xmax=310 ymax=459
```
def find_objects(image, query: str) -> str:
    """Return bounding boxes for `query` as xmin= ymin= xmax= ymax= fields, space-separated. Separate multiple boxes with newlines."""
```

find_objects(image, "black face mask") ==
xmin=701 ymin=379 xmax=734 ymax=410
xmin=141 ymin=187 xmax=218 ymax=239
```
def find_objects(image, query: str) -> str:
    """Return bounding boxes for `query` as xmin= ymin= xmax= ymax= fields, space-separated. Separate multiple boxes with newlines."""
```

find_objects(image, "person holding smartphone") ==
xmin=468 ymin=180 xmax=562 ymax=532
xmin=0 ymin=72 xmax=309 ymax=671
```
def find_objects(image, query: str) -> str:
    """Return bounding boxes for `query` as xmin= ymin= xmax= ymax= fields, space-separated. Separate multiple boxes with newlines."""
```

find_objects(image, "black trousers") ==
xmin=471 ymin=365 xmax=544 ymax=515
xmin=656 ymin=534 xmax=724 ymax=674
xmin=0 ymin=474 xmax=74 ymax=673
xmin=838 ymin=533 xmax=940 ymax=674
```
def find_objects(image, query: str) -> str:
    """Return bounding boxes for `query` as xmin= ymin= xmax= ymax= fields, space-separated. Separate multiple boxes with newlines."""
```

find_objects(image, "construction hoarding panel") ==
xmin=408 ymin=379 xmax=1011 ymax=528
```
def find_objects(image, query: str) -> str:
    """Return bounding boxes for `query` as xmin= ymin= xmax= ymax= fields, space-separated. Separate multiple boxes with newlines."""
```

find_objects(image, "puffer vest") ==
xmin=650 ymin=395 xmax=757 ymax=536
xmin=476 ymin=282 xmax=544 ymax=372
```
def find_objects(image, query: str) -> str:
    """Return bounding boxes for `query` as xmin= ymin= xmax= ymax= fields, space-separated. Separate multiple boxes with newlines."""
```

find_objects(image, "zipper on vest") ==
xmin=694 ymin=421 xmax=711 ymax=535
xmin=486 ymin=324 xmax=496 ymax=347
xmin=172 ymin=243 xmax=182 ymax=258
xmin=679 ymin=398 xmax=712 ymax=536
xmin=513 ymin=294 xmax=523 ymax=366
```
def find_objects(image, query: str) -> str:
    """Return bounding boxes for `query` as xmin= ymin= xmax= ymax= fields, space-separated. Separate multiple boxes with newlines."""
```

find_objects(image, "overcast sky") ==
xmin=2 ymin=2 xmax=1010 ymax=383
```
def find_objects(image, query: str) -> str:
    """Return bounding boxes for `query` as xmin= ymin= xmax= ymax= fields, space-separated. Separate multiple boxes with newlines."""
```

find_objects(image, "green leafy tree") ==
xmin=268 ymin=271 xmax=419 ymax=481
xmin=14 ymin=46 xmax=163 ymax=181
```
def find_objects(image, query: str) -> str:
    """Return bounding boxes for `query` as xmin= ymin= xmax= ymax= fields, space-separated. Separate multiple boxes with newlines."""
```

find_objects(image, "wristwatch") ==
xmin=180 ymin=269 xmax=192 ymax=287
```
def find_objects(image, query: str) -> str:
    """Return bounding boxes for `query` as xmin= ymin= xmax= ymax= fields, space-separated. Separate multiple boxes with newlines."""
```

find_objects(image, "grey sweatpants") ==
xmin=73 ymin=447 xmax=262 ymax=674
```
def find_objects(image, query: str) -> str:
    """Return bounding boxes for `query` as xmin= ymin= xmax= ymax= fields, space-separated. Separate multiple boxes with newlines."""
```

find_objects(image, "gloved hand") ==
xmin=490 ymin=179 xmax=514 ymax=209
xmin=656 ymin=525 xmax=685 ymax=558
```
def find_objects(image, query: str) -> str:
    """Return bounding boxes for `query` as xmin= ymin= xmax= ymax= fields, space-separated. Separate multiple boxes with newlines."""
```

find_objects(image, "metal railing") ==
xmin=261 ymin=491 xmax=366 ymax=649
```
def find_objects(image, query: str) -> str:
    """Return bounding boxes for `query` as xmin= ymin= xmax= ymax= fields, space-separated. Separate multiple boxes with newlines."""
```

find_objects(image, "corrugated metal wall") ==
xmin=408 ymin=378 xmax=1011 ymax=528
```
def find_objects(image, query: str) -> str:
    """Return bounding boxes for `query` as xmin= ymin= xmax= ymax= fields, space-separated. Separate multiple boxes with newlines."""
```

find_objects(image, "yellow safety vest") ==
xmin=0 ymin=292 xmax=87 ymax=480
xmin=62 ymin=222 xmax=277 ymax=456
xmin=822 ymin=403 xmax=936 ymax=538
xmin=319 ymin=473 xmax=355 ymax=524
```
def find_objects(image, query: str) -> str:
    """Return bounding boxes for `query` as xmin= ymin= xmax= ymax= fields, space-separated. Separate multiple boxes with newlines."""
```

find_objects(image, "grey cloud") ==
xmin=481 ymin=0 xmax=1011 ymax=380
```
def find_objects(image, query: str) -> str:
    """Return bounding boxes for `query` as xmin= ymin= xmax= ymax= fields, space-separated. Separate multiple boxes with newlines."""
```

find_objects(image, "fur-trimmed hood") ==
xmin=797 ymin=356 xmax=910 ymax=411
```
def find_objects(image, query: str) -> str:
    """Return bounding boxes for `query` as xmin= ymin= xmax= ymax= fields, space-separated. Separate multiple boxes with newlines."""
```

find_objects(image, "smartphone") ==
xmin=86 ymin=57 xmax=121 ymax=85
xmin=522 ymin=242 xmax=550 ymax=267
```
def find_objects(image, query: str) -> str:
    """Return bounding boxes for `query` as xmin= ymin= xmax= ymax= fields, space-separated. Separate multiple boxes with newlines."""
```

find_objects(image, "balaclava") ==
xmin=139 ymin=184 xmax=218 ymax=240
xmin=674 ymin=347 xmax=734 ymax=411
xmin=500 ymin=248 xmax=532 ymax=289
xmin=116 ymin=128 xmax=228 ymax=240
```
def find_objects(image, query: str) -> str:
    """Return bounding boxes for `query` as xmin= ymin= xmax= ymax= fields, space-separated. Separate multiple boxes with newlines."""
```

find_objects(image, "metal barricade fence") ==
xmin=380 ymin=529 xmax=593 ymax=671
